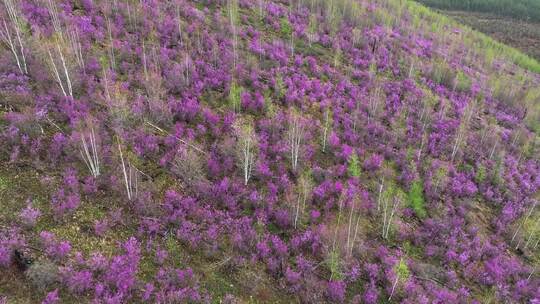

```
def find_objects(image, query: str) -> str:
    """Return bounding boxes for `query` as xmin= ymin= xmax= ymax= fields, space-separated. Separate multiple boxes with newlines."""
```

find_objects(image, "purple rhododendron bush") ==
xmin=1 ymin=0 xmax=539 ymax=303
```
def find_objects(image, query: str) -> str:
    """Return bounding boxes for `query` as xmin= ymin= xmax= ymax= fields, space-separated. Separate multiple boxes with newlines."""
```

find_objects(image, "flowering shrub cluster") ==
xmin=0 ymin=0 xmax=539 ymax=302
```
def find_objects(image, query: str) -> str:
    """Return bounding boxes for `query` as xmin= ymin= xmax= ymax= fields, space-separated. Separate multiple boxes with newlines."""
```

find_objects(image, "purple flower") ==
xmin=19 ymin=203 xmax=41 ymax=227
xmin=327 ymin=280 xmax=346 ymax=303
xmin=42 ymin=289 xmax=59 ymax=304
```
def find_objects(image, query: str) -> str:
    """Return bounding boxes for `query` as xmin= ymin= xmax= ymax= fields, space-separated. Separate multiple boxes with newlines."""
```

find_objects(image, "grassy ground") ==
xmin=431 ymin=10 xmax=540 ymax=62
xmin=0 ymin=163 xmax=289 ymax=303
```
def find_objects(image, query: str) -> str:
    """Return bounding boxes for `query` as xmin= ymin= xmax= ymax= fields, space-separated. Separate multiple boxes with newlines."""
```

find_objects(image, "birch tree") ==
xmin=321 ymin=108 xmax=332 ymax=153
xmin=47 ymin=44 xmax=73 ymax=97
xmin=229 ymin=80 xmax=242 ymax=112
xmin=288 ymin=112 xmax=305 ymax=172
xmin=1 ymin=0 xmax=28 ymax=74
xmin=511 ymin=200 xmax=537 ymax=245
xmin=118 ymin=142 xmax=139 ymax=200
xmin=417 ymin=99 xmax=432 ymax=161
xmin=367 ymin=87 xmax=383 ymax=124
xmin=235 ymin=121 xmax=257 ymax=185
xmin=44 ymin=0 xmax=84 ymax=98
xmin=381 ymin=183 xmax=403 ymax=240
xmin=80 ymin=127 xmax=101 ymax=178
xmin=307 ymin=14 xmax=318 ymax=47
xmin=228 ymin=0 xmax=239 ymax=69
xmin=294 ymin=171 xmax=313 ymax=229
xmin=346 ymin=194 xmax=362 ymax=256
xmin=451 ymin=100 xmax=475 ymax=162
xmin=389 ymin=258 xmax=410 ymax=300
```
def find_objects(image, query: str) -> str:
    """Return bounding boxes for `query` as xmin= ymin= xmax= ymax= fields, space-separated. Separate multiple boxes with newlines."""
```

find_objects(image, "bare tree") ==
xmin=67 ymin=28 xmax=84 ymax=70
xmin=381 ymin=184 xmax=402 ymax=240
xmin=228 ymin=0 xmax=239 ymax=69
xmin=417 ymin=102 xmax=432 ymax=161
xmin=235 ymin=121 xmax=257 ymax=185
xmin=512 ymin=200 xmax=537 ymax=245
xmin=46 ymin=0 xmax=62 ymax=39
xmin=0 ymin=0 xmax=27 ymax=74
xmin=522 ymin=219 xmax=540 ymax=250
xmin=294 ymin=171 xmax=313 ymax=229
xmin=44 ymin=0 xmax=84 ymax=98
xmin=346 ymin=194 xmax=361 ymax=256
xmin=80 ymin=127 xmax=100 ymax=178
xmin=47 ymin=45 xmax=73 ymax=97
xmin=367 ymin=87 xmax=383 ymax=124
xmin=106 ymin=17 xmax=116 ymax=71
xmin=288 ymin=112 xmax=304 ymax=172
xmin=118 ymin=142 xmax=139 ymax=200
xmin=451 ymin=100 xmax=475 ymax=162
xmin=376 ymin=177 xmax=384 ymax=212
xmin=408 ymin=59 xmax=415 ymax=78
xmin=332 ymin=190 xmax=345 ymax=252
xmin=257 ymin=0 xmax=265 ymax=19
xmin=172 ymin=147 xmax=206 ymax=188
xmin=322 ymin=108 xmax=332 ymax=153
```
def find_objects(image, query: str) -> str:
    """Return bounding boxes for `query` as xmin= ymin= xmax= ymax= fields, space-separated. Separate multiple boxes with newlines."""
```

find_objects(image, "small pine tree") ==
xmin=275 ymin=74 xmax=285 ymax=99
xmin=408 ymin=180 xmax=427 ymax=219
xmin=229 ymin=80 xmax=242 ymax=112
xmin=475 ymin=164 xmax=486 ymax=183
xmin=395 ymin=258 xmax=410 ymax=280
xmin=347 ymin=153 xmax=361 ymax=178
xmin=389 ymin=258 xmax=410 ymax=300
xmin=280 ymin=17 xmax=292 ymax=38
xmin=327 ymin=248 xmax=343 ymax=280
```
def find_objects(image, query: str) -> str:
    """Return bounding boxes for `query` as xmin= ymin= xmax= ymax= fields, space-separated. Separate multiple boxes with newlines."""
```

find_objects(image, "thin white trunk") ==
xmin=382 ymin=192 xmax=388 ymax=238
xmin=489 ymin=140 xmax=498 ymax=160
xmin=527 ymin=266 xmax=536 ymax=281
xmin=418 ymin=121 xmax=427 ymax=161
xmin=377 ymin=178 xmax=384 ymax=212
xmin=47 ymin=0 xmax=63 ymax=40
xmin=119 ymin=144 xmax=131 ymax=199
xmin=523 ymin=218 xmax=540 ymax=249
xmin=384 ymin=196 xmax=400 ymax=239
xmin=80 ymin=128 xmax=100 ymax=178
xmin=288 ymin=116 xmax=304 ymax=171
xmin=511 ymin=201 xmax=537 ymax=244
xmin=351 ymin=211 xmax=361 ymax=256
xmin=389 ymin=275 xmax=399 ymax=300
xmin=322 ymin=110 xmax=330 ymax=153
xmin=57 ymin=44 xmax=73 ymax=97
xmin=1 ymin=0 xmax=27 ymax=74
xmin=242 ymin=136 xmax=254 ymax=185
xmin=294 ymin=196 xmax=301 ymax=229
xmin=0 ymin=19 xmax=23 ymax=74
xmin=346 ymin=199 xmax=356 ymax=254
xmin=48 ymin=48 xmax=68 ymax=97
xmin=333 ymin=195 xmax=344 ymax=251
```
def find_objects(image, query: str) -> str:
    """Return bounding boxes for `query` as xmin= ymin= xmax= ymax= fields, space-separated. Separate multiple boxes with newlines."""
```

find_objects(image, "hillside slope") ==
xmin=444 ymin=10 xmax=540 ymax=62
xmin=416 ymin=0 xmax=540 ymax=62
xmin=417 ymin=0 xmax=540 ymax=22
xmin=1 ymin=0 xmax=539 ymax=303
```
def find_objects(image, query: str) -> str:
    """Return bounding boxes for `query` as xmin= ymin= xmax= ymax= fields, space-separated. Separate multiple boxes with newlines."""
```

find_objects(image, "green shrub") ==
xmin=327 ymin=248 xmax=343 ymax=280
xmin=280 ymin=18 xmax=292 ymax=38
xmin=347 ymin=153 xmax=361 ymax=178
xmin=395 ymin=258 xmax=410 ymax=281
xmin=475 ymin=164 xmax=487 ymax=183
xmin=228 ymin=80 xmax=243 ymax=112
xmin=430 ymin=60 xmax=456 ymax=89
xmin=455 ymin=71 xmax=472 ymax=92
xmin=408 ymin=180 xmax=427 ymax=218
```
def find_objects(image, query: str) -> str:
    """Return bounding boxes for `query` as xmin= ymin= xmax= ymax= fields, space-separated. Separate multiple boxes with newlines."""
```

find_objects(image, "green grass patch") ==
xmin=408 ymin=180 xmax=427 ymax=219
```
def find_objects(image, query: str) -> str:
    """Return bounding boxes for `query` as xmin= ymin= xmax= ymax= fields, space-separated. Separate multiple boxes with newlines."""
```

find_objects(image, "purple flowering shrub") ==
xmin=0 ymin=0 xmax=539 ymax=302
